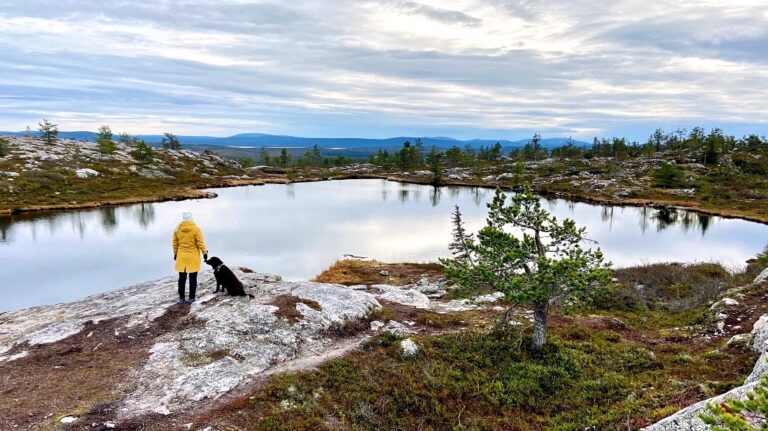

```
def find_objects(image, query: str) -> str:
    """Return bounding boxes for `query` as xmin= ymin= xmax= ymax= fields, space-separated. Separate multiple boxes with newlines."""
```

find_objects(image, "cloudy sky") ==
xmin=1 ymin=0 xmax=767 ymax=140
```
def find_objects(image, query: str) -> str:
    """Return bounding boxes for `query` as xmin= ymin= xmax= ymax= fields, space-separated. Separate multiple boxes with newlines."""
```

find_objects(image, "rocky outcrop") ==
xmin=0 ymin=270 xmax=381 ymax=420
xmin=643 ymin=313 xmax=768 ymax=430
xmin=0 ymin=270 xmax=514 ymax=427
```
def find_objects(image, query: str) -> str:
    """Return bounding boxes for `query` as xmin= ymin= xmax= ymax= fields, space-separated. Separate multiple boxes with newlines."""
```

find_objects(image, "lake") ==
xmin=1 ymin=179 xmax=767 ymax=312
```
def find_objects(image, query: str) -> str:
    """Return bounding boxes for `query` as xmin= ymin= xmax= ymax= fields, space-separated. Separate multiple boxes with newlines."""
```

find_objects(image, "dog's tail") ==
xmin=247 ymin=293 xmax=255 ymax=299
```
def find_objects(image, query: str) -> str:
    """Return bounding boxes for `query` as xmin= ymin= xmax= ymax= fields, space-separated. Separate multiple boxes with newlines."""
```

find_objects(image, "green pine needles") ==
xmin=701 ymin=374 xmax=768 ymax=430
xmin=441 ymin=186 xmax=612 ymax=350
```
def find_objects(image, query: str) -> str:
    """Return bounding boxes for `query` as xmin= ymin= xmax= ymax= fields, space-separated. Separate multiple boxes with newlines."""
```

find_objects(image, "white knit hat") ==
xmin=182 ymin=212 xmax=193 ymax=220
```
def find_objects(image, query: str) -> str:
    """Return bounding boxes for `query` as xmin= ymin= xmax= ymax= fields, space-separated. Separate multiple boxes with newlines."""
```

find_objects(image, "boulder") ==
xmin=754 ymin=267 xmax=768 ymax=285
xmin=377 ymin=288 xmax=431 ymax=309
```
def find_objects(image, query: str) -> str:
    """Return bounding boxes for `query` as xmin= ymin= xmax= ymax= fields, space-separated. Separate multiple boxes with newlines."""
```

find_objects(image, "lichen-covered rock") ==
xmin=375 ymin=286 xmax=431 ymax=309
xmin=0 ymin=270 xmax=381 ymax=420
xmin=117 ymin=277 xmax=379 ymax=418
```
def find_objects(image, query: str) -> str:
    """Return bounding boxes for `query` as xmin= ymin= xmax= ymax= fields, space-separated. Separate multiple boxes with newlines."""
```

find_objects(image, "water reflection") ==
xmin=1 ymin=179 xmax=766 ymax=312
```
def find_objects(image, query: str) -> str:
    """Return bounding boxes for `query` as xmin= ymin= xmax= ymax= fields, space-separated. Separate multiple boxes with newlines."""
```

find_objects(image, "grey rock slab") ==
xmin=117 ymin=277 xmax=380 ymax=418
xmin=377 ymin=289 xmax=431 ymax=309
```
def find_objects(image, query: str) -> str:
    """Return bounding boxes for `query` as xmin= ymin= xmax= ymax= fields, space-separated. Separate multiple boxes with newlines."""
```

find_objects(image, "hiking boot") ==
xmin=187 ymin=299 xmax=196 ymax=305
xmin=178 ymin=298 xmax=186 ymax=305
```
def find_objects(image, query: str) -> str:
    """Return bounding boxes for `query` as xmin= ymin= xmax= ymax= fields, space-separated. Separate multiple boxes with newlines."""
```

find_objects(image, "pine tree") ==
xmin=426 ymin=146 xmax=444 ymax=186
xmin=38 ymin=119 xmax=58 ymax=145
xmin=161 ymin=132 xmax=181 ymax=150
xmin=701 ymin=373 xmax=768 ymax=430
xmin=129 ymin=139 xmax=154 ymax=163
xmin=95 ymin=125 xmax=116 ymax=154
xmin=441 ymin=187 xmax=611 ymax=350
xmin=278 ymin=148 xmax=291 ymax=167
xmin=118 ymin=132 xmax=133 ymax=145
xmin=258 ymin=147 xmax=271 ymax=166
xmin=447 ymin=205 xmax=474 ymax=264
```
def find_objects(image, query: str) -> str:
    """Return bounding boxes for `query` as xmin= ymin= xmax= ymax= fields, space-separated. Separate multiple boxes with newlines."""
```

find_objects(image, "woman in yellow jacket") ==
xmin=173 ymin=212 xmax=208 ymax=304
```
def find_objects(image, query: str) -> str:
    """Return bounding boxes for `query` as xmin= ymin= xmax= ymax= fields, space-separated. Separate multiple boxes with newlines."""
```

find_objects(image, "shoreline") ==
xmin=3 ymin=173 xmax=767 ymax=225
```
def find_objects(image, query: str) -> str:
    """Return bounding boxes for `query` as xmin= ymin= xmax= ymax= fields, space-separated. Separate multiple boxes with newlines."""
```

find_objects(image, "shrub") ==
xmin=129 ymin=139 xmax=154 ymax=163
xmin=0 ymin=137 xmax=10 ymax=157
xmin=653 ymin=162 xmax=685 ymax=188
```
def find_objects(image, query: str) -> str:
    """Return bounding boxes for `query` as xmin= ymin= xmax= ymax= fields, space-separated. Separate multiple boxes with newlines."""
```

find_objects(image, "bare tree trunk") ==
xmin=532 ymin=305 xmax=548 ymax=350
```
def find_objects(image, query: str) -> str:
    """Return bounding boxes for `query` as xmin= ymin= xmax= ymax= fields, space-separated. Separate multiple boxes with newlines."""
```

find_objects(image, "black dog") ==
xmin=204 ymin=257 xmax=252 ymax=297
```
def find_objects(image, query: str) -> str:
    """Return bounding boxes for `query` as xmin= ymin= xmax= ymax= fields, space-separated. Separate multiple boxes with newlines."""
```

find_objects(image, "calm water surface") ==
xmin=1 ymin=179 xmax=767 ymax=312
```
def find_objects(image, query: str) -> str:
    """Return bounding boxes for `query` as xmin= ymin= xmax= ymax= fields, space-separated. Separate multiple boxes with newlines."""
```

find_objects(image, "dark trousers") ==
xmin=178 ymin=272 xmax=198 ymax=300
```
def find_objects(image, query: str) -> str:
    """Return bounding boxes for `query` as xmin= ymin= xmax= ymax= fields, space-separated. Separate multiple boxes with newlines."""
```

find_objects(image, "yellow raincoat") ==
xmin=172 ymin=220 xmax=207 ymax=273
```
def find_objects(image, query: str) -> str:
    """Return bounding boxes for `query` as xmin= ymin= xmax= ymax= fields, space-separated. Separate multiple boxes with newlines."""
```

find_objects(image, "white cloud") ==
xmin=0 ymin=0 xmax=766 ymax=139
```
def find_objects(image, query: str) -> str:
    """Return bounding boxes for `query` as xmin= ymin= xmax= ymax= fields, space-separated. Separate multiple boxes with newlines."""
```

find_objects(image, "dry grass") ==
xmin=313 ymin=259 xmax=443 ymax=286
xmin=270 ymin=295 xmax=322 ymax=323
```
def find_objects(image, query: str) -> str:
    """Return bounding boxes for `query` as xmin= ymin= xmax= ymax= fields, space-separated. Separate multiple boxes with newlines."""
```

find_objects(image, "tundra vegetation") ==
xmin=182 ymin=209 xmax=768 ymax=430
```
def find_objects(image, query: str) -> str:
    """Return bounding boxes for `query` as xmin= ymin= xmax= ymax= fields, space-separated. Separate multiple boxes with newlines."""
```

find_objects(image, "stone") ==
xmin=383 ymin=321 xmax=412 ymax=337
xmin=379 ymin=270 xmax=389 ymax=276
xmin=472 ymin=292 xmax=505 ymax=303
xmin=370 ymin=320 xmax=385 ymax=331
xmin=726 ymin=333 xmax=752 ymax=347
xmin=75 ymin=168 xmax=100 ymax=178
xmin=377 ymin=288 xmax=431 ymax=309
xmin=411 ymin=278 xmax=443 ymax=294
xmin=60 ymin=416 xmax=78 ymax=424
xmin=754 ymin=267 xmax=768 ymax=285
xmin=104 ymin=422 xmax=116 ymax=429
xmin=400 ymin=338 xmax=419 ymax=358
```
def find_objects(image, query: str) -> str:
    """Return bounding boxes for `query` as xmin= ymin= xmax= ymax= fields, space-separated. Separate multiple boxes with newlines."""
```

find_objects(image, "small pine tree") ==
xmin=701 ymin=373 xmax=768 ymax=430
xmin=278 ymin=148 xmax=292 ymax=167
xmin=514 ymin=161 xmax=524 ymax=184
xmin=426 ymin=146 xmax=444 ymax=186
xmin=38 ymin=119 xmax=58 ymax=145
xmin=129 ymin=139 xmax=154 ymax=163
xmin=24 ymin=125 xmax=31 ymax=138
xmin=441 ymin=187 xmax=612 ymax=350
xmin=258 ymin=147 xmax=271 ymax=166
xmin=447 ymin=205 xmax=474 ymax=264
xmin=652 ymin=162 xmax=684 ymax=188
xmin=95 ymin=125 xmax=116 ymax=154
xmin=161 ymin=132 xmax=181 ymax=150
xmin=118 ymin=132 xmax=133 ymax=145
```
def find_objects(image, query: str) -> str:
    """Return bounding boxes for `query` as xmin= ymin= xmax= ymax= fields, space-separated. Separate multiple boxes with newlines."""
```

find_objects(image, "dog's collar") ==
xmin=213 ymin=264 xmax=224 ymax=271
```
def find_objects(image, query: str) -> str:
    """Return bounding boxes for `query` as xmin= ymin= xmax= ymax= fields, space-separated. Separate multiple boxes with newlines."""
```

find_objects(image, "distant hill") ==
xmin=0 ymin=131 xmax=589 ymax=150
